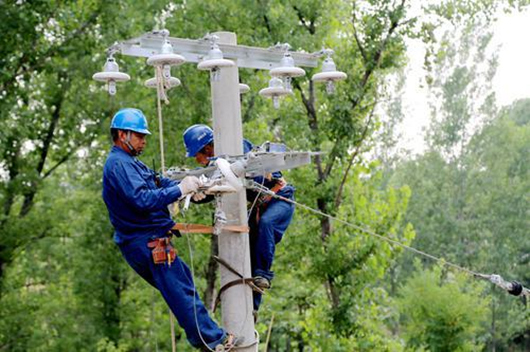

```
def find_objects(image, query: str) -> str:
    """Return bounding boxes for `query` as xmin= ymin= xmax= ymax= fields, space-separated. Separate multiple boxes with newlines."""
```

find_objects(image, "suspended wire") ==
xmin=246 ymin=169 xmax=266 ymax=222
xmin=250 ymin=181 xmax=530 ymax=298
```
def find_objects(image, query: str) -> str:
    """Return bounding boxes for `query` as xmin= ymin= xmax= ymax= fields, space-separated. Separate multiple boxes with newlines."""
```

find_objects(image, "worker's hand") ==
xmin=178 ymin=176 xmax=201 ymax=196
xmin=192 ymin=192 xmax=207 ymax=202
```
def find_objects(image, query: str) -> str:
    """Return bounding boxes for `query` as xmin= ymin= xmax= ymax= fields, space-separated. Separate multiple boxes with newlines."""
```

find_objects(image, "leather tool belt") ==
xmin=147 ymin=236 xmax=176 ymax=265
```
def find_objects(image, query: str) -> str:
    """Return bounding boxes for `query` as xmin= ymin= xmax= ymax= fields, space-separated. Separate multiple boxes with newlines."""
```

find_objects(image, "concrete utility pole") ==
xmin=210 ymin=32 xmax=255 ymax=350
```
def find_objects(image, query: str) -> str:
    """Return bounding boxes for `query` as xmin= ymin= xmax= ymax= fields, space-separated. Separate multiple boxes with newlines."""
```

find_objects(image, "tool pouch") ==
xmin=148 ymin=237 xmax=177 ymax=265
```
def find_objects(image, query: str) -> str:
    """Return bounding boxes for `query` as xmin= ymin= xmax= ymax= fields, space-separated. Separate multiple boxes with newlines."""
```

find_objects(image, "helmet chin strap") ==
xmin=123 ymin=130 xmax=142 ymax=156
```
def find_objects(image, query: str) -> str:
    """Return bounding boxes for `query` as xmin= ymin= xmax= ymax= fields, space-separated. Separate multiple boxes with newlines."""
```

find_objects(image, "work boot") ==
xmin=214 ymin=333 xmax=239 ymax=351
xmin=253 ymin=276 xmax=271 ymax=290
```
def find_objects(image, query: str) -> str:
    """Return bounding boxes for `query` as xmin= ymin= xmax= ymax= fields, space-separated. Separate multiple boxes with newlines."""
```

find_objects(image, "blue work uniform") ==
xmin=102 ymin=146 xmax=225 ymax=350
xmin=243 ymin=142 xmax=296 ymax=311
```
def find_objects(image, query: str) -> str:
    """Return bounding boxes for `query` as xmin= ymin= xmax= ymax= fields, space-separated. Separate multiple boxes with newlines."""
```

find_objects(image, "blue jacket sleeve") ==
xmin=112 ymin=162 xmax=182 ymax=211
xmin=159 ymin=175 xmax=178 ymax=188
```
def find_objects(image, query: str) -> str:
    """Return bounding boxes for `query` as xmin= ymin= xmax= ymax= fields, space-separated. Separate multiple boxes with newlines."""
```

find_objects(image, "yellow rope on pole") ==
xmin=154 ymin=66 xmax=176 ymax=350
xmin=170 ymin=309 xmax=177 ymax=352
xmin=155 ymin=66 xmax=167 ymax=175
xmin=264 ymin=312 xmax=275 ymax=352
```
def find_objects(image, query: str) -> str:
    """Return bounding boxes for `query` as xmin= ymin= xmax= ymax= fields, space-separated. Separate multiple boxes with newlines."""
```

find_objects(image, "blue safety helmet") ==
xmin=183 ymin=124 xmax=214 ymax=157
xmin=111 ymin=108 xmax=151 ymax=135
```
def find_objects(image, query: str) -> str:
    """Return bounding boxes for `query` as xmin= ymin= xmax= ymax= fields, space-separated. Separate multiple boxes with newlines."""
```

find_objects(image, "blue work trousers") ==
xmin=118 ymin=237 xmax=225 ymax=350
xmin=249 ymin=193 xmax=295 ymax=310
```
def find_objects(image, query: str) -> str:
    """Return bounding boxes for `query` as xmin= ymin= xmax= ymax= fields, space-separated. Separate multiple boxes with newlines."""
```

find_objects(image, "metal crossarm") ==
xmin=166 ymin=151 xmax=322 ymax=181
xmin=115 ymin=32 xmax=320 ymax=70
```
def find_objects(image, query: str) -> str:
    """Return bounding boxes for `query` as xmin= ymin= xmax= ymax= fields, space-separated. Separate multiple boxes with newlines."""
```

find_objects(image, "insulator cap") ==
xmin=93 ymin=57 xmax=131 ymax=82
xmin=239 ymin=83 xmax=250 ymax=94
xmin=312 ymin=71 xmax=347 ymax=82
xmin=147 ymin=53 xmax=186 ymax=66
xmin=322 ymin=57 xmax=338 ymax=72
xmin=270 ymin=52 xmax=306 ymax=78
xmin=93 ymin=71 xmax=130 ymax=82
xmin=270 ymin=66 xmax=305 ymax=78
xmin=144 ymin=77 xmax=181 ymax=88
xmin=104 ymin=58 xmax=119 ymax=72
xmin=259 ymin=86 xmax=292 ymax=98
xmin=197 ymin=58 xmax=235 ymax=70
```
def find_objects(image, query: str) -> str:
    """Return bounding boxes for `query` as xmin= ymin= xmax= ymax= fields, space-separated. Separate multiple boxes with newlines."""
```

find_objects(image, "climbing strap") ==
xmin=212 ymin=256 xmax=265 ymax=313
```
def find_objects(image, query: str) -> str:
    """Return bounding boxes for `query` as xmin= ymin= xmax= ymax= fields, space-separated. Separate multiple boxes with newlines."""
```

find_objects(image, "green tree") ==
xmin=397 ymin=263 xmax=490 ymax=351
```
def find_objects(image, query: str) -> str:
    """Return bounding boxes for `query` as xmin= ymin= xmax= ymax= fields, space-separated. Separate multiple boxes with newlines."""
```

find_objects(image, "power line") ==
xmin=250 ymin=181 xmax=530 ymax=298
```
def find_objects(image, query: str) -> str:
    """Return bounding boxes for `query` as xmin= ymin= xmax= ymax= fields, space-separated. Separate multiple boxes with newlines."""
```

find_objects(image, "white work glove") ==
xmin=192 ymin=192 xmax=207 ymax=202
xmin=178 ymin=176 xmax=201 ymax=196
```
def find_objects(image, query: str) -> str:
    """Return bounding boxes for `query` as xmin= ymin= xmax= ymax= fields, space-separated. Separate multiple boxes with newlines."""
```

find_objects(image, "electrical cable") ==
xmin=250 ymin=181 xmax=530 ymax=298
xmin=154 ymin=64 xmax=179 ymax=351
xmin=246 ymin=164 xmax=267 ymax=221
xmin=185 ymin=229 xmax=218 ymax=352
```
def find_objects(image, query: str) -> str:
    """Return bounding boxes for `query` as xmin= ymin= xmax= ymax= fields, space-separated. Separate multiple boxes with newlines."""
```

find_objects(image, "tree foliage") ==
xmin=397 ymin=263 xmax=490 ymax=351
xmin=1 ymin=0 xmax=527 ymax=351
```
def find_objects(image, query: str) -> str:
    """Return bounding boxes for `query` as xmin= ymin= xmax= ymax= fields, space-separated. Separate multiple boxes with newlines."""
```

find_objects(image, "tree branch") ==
xmin=37 ymin=86 xmax=64 ymax=176
xmin=20 ymin=76 xmax=68 ymax=217
xmin=293 ymin=6 xmax=316 ymax=34
xmin=42 ymin=152 xmax=72 ymax=179
xmin=333 ymin=104 xmax=376 ymax=208
xmin=352 ymin=4 xmax=367 ymax=62
xmin=324 ymin=0 xmax=405 ymax=178
xmin=294 ymin=80 xmax=324 ymax=181
xmin=1 ymin=8 xmax=102 ymax=94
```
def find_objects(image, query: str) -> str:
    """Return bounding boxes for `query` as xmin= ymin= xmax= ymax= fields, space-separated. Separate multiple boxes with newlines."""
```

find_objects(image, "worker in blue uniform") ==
xmin=102 ymin=109 xmax=236 ymax=351
xmin=182 ymin=124 xmax=295 ymax=312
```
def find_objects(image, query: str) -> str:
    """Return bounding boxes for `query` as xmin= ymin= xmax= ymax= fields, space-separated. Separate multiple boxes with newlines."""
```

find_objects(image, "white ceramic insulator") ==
xmin=144 ymin=77 xmax=181 ymax=88
xmin=93 ymin=71 xmax=130 ymax=82
xmin=146 ymin=53 xmax=186 ymax=66
xmin=239 ymin=83 xmax=250 ymax=94
xmin=312 ymin=71 xmax=347 ymax=82
xmin=270 ymin=66 xmax=306 ymax=78
xmin=259 ymin=86 xmax=292 ymax=98
xmin=197 ymin=58 xmax=235 ymax=70
xmin=215 ymin=158 xmax=243 ymax=191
